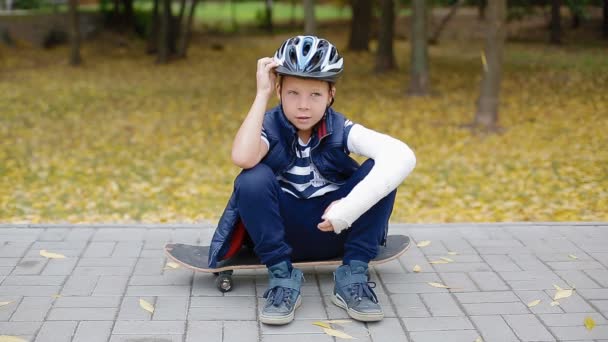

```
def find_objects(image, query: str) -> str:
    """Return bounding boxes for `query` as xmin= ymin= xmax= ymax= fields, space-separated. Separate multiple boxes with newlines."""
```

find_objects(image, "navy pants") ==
xmin=234 ymin=159 xmax=397 ymax=267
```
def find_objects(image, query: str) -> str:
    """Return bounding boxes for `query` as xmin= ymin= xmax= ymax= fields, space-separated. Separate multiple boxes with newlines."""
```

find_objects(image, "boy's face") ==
xmin=277 ymin=76 xmax=335 ymax=138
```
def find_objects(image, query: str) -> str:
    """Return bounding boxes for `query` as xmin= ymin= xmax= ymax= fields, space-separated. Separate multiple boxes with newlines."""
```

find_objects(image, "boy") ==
xmin=208 ymin=35 xmax=416 ymax=325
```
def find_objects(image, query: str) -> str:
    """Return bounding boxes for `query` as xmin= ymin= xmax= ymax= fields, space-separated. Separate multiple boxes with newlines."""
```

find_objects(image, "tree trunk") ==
xmin=375 ymin=0 xmax=396 ymax=72
xmin=68 ymin=0 xmax=81 ymax=66
xmin=264 ymin=0 xmax=273 ymax=33
xmin=123 ymin=0 xmax=135 ymax=29
xmin=478 ymin=0 xmax=486 ymax=21
xmin=408 ymin=0 xmax=429 ymax=96
xmin=177 ymin=0 xmax=199 ymax=58
xmin=603 ymin=0 xmax=608 ymax=39
xmin=157 ymin=0 xmax=171 ymax=63
xmin=303 ymin=0 xmax=316 ymax=35
xmin=429 ymin=0 xmax=463 ymax=45
xmin=231 ymin=0 xmax=238 ymax=30
xmin=473 ymin=0 xmax=506 ymax=131
xmin=147 ymin=0 xmax=160 ymax=53
xmin=348 ymin=0 xmax=372 ymax=51
xmin=550 ymin=0 xmax=561 ymax=44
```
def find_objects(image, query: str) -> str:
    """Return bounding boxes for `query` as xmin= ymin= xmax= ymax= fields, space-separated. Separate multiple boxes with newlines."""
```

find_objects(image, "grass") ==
xmin=0 ymin=27 xmax=607 ymax=224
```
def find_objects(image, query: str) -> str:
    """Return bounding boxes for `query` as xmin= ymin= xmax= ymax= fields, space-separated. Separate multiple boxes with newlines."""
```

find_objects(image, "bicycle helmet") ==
xmin=273 ymin=35 xmax=344 ymax=83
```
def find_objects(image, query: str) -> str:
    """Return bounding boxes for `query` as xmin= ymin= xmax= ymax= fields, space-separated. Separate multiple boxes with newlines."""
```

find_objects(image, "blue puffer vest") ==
xmin=207 ymin=105 xmax=360 ymax=268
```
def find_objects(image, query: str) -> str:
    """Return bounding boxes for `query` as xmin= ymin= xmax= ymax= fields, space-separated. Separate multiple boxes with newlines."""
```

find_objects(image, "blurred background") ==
xmin=1 ymin=0 xmax=607 ymax=224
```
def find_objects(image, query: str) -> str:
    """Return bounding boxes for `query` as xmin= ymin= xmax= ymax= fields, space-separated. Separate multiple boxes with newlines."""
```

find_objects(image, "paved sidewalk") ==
xmin=1 ymin=223 xmax=608 ymax=342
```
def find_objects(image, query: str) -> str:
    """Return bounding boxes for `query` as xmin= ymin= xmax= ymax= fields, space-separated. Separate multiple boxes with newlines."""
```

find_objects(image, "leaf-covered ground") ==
xmin=1 ymin=29 xmax=607 ymax=224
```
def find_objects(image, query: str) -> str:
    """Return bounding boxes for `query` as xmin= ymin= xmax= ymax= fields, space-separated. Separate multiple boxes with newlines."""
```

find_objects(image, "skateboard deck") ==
xmin=165 ymin=235 xmax=410 ymax=292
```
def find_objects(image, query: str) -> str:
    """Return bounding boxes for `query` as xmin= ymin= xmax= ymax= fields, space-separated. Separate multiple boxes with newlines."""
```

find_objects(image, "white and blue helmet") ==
xmin=273 ymin=35 xmax=344 ymax=83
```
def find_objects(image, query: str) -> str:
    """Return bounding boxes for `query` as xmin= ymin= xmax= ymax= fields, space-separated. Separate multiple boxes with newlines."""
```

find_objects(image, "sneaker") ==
xmin=331 ymin=260 xmax=384 ymax=322
xmin=260 ymin=261 xmax=303 ymax=325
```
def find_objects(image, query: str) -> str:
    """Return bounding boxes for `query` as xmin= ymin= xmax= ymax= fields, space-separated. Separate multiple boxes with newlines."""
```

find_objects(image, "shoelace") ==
xmin=350 ymin=281 xmax=379 ymax=303
xmin=263 ymin=286 xmax=293 ymax=307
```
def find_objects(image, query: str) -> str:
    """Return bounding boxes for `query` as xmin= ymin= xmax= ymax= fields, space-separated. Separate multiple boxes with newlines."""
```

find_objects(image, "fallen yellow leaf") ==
xmin=428 ymin=282 xmax=450 ymax=289
xmin=52 ymin=294 xmax=62 ymax=299
xmin=527 ymin=299 xmax=541 ymax=307
xmin=139 ymin=299 xmax=154 ymax=313
xmin=584 ymin=316 xmax=596 ymax=331
xmin=550 ymin=301 xmax=560 ymax=306
xmin=553 ymin=284 xmax=563 ymax=291
xmin=313 ymin=321 xmax=331 ymax=329
xmin=0 ymin=301 xmax=13 ymax=307
xmin=323 ymin=328 xmax=354 ymax=339
xmin=413 ymin=265 xmax=422 ymax=273
xmin=474 ymin=338 xmax=483 ymax=342
xmin=554 ymin=288 xmax=573 ymax=301
xmin=40 ymin=250 xmax=66 ymax=259
xmin=0 ymin=336 xmax=27 ymax=342
xmin=448 ymin=251 xmax=458 ymax=255
xmin=165 ymin=262 xmax=180 ymax=269
xmin=568 ymin=254 xmax=578 ymax=260
xmin=430 ymin=260 xmax=449 ymax=264
xmin=416 ymin=240 xmax=431 ymax=247
xmin=440 ymin=257 xmax=454 ymax=262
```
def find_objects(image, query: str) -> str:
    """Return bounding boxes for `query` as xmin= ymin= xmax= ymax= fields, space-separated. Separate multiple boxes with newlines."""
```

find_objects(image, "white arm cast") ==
xmin=322 ymin=124 xmax=416 ymax=234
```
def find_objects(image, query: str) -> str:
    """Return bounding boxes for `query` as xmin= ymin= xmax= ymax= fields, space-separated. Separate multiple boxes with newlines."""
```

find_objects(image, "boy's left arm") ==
xmin=322 ymin=124 xmax=416 ymax=234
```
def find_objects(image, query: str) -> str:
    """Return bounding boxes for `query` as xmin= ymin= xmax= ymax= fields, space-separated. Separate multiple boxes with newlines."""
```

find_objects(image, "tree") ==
xmin=375 ymin=0 xmax=396 ymax=72
xmin=550 ymin=0 xmax=562 ymax=44
xmin=303 ymin=0 xmax=316 ymax=35
xmin=603 ymin=0 xmax=608 ymax=39
xmin=348 ymin=0 xmax=372 ymax=51
xmin=157 ymin=0 xmax=171 ymax=63
xmin=68 ymin=0 xmax=81 ymax=66
xmin=478 ymin=0 xmax=486 ymax=20
xmin=429 ymin=0 xmax=464 ymax=45
xmin=177 ymin=0 xmax=200 ymax=57
xmin=408 ymin=0 xmax=429 ymax=96
xmin=263 ymin=0 xmax=274 ymax=33
xmin=473 ymin=0 xmax=506 ymax=131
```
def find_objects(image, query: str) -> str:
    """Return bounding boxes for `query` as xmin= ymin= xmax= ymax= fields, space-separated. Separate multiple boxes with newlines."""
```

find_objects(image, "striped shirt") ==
xmin=261 ymin=120 xmax=354 ymax=199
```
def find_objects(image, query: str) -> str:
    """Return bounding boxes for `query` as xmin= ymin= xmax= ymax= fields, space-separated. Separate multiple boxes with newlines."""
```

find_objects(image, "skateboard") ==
xmin=164 ymin=235 xmax=410 ymax=292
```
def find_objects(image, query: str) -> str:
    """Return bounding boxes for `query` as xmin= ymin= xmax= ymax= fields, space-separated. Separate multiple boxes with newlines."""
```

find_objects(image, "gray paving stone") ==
xmin=186 ymin=320 xmax=222 ymax=342
xmin=126 ymin=285 xmax=191 ymax=297
xmin=515 ymin=290 xmax=563 ymax=314
xmin=54 ymin=296 xmax=121 ymax=307
xmin=261 ymin=319 xmax=332 ymax=335
xmin=455 ymin=291 xmax=519 ymax=303
xmin=584 ymin=270 xmax=608 ymax=287
xmin=538 ymin=313 xmax=607 ymax=326
xmin=83 ymin=242 xmax=116 ymax=257
xmin=503 ymin=314 xmax=556 ymax=341
xmin=546 ymin=292 xmax=596 ymax=313
xmin=0 ymin=258 xmax=20 ymax=267
xmin=117 ymin=296 xmax=154 ymax=320
xmin=109 ymin=334 xmax=183 ymax=342
xmin=440 ymin=238 xmax=476 ymax=254
xmin=430 ymin=262 xmax=492 ymax=273
xmin=549 ymin=326 xmax=608 ymax=340
xmin=223 ymin=321 xmax=259 ymax=342
xmin=134 ymin=258 xmax=165 ymax=275
xmin=420 ymin=293 xmax=464 ymax=316
xmin=72 ymin=321 xmax=114 ymax=342
xmin=32 ymin=241 xmax=87 ymax=250
xmin=47 ymin=307 xmax=118 ymax=320
xmin=482 ymin=254 xmax=522 ymax=271
xmin=12 ymin=258 xmax=47 ymax=275
xmin=263 ymin=334 xmax=333 ymax=342
xmin=61 ymin=275 xmax=99 ymax=296
xmin=0 ymin=285 xmax=61 ymax=296
xmin=468 ymin=271 xmax=510 ymax=291
xmin=72 ymin=266 xmax=132 ymax=276
xmin=403 ymin=316 xmax=473 ymax=331
xmin=10 ymin=296 xmax=54 ymax=321
xmin=368 ymin=317 xmax=408 ymax=341
xmin=408 ymin=330 xmax=480 ymax=342
xmin=390 ymin=294 xmax=430 ymax=317
xmin=0 ymin=242 xmax=33 ymax=258
xmin=548 ymin=261 xmax=606 ymax=271
xmin=112 ymin=241 xmax=143 ymax=257
xmin=93 ymin=275 xmax=129 ymax=296
xmin=41 ymin=258 xmax=78 ymax=275
xmin=591 ymin=299 xmax=608 ymax=313
xmin=385 ymin=282 xmax=450 ymax=294
xmin=78 ymin=257 xmax=137 ymax=268
xmin=470 ymin=315 xmax=519 ymax=342
xmin=3 ymin=275 xmax=66 ymax=286
xmin=93 ymin=228 xmax=146 ymax=241
xmin=189 ymin=296 xmax=256 ymax=321
xmin=39 ymin=229 xmax=70 ymax=241
xmin=129 ymin=274 xmax=193 ymax=286
xmin=578 ymin=288 xmax=608 ymax=300
xmin=509 ymin=253 xmax=552 ymax=271
xmin=555 ymin=270 xmax=602 ymax=289
xmin=35 ymin=321 xmax=77 ymax=342
xmin=438 ymin=272 xmax=479 ymax=292
xmin=154 ymin=296 xmax=189 ymax=321
xmin=65 ymin=229 xmax=95 ymax=241
xmin=112 ymin=320 xmax=185 ymax=334
xmin=462 ymin=302 xmax=529 ymax=315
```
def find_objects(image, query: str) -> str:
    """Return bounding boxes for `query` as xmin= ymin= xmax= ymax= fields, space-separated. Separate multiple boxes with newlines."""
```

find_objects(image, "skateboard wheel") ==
xmin=216 ymin=274 xmax=233 ymax=292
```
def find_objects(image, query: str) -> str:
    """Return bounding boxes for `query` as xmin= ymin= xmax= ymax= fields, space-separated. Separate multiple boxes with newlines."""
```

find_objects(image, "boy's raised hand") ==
xmin=256 ymin=57 xmax=280 ymax=99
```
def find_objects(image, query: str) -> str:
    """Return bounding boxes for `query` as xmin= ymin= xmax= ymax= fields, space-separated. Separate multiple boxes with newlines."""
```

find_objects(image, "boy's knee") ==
xmin=235 ymin=163 xmax=275 ymax=194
